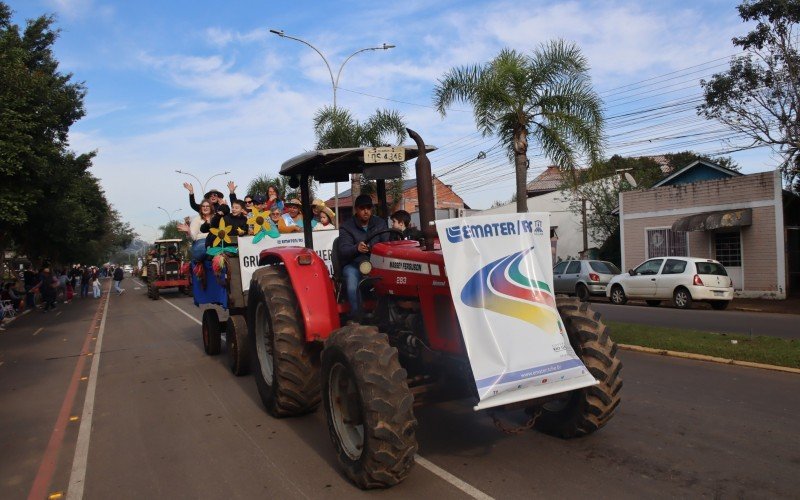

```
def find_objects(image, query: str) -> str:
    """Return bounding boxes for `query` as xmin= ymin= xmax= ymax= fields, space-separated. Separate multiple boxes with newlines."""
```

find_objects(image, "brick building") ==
xmin=326 ymin=177 xmax=465 ymax=222
xmin=619 ymin=161 xmax=800 ymax=298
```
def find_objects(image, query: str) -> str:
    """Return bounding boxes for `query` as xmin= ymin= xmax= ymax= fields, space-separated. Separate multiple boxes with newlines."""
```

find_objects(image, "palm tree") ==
xmin=247 ymin=174 xmax=290 ymax=199
xmin=313 ymin=106 xmax=407 ymax=200
xmin=433 ymin=41 xmax=604 ymax=213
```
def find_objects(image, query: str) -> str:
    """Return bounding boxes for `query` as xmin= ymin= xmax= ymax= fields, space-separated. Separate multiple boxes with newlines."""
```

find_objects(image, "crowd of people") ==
xmin=178 ymin=180 xmax=424 ymax=317
xmin=0 ymin=263 xmax=128 ymax=330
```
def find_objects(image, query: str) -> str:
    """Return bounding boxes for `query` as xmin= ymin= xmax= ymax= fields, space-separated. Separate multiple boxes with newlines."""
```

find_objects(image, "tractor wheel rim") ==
xmin=254 ymin=303 xmax=274 ymax=384
xmin=328 ymin=361 xmax=364 ymax=461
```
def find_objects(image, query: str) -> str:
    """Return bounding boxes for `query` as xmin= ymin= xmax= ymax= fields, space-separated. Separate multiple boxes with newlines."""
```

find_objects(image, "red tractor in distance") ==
xmin=146 ymin=238 xmax=192 ymax=300
xmin=246 ymin=130 xmax=622 ymax=489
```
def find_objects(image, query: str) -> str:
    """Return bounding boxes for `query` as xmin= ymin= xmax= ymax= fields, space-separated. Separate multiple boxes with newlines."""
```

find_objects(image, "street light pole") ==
xmin=156 ymin=206 xmax=182 ymax=228
xmin=175 ymin=170 xmax=231 ymax=196
xmin=269 ymin=29 xmax=396 ymax=222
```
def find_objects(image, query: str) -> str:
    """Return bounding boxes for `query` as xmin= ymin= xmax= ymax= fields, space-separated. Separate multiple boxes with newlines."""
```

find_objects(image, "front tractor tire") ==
xmin=530 ymin=297 xmax=622 ymax=438
xmin=321 ymin=324 xmax=417 ymax=489
xmin=202 ymin=309 xmax=222 ymax=355
xmin=226 ymin=315 xmax=250 ymax=376
xmin=248 ymin=266 xmax=320 ymax=417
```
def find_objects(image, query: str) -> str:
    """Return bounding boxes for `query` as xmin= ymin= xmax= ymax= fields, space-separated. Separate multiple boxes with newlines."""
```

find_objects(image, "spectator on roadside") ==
xmin=38 ymin=265 xmax=58 ymax=312
xmin=81 ymin=267 xmax=91 ymax=298
xmin=113 ymin=266 xmax=125 ymax=295
xmin=23 ymin=266 xmax=37 ymax=309
xmin=92 ymin=274 xmax=101 ymax=298
xmin=2 ymin=283 xmax=23 ymax=312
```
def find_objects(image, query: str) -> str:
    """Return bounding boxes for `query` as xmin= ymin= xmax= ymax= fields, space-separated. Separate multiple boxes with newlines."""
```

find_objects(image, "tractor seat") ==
xmin=331 ymin=237 xmax=343 ymax=282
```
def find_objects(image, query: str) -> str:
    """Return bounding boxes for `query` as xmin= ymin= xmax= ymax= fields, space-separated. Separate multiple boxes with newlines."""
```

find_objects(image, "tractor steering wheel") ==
xmin=365 ymin=228 xmax=404 ymax=247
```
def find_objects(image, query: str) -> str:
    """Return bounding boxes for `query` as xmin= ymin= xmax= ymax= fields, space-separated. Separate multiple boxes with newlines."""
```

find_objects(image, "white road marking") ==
xmin=33 ymin=327 xmax=44 ymax=336
xmin=164 ymin=295 xmax=491 ymax=498
xmin=56 ymin=311 xmax=62 ymax=317
xmin=415 ymin=455 xmax=494 ymax=500
xmin=161 ymin=298 xmax=201 ymax=326
xmin=133 ymin=287 xmax=141 ymax=290
xmin=66 ymin=290 xmax=111 ymax=499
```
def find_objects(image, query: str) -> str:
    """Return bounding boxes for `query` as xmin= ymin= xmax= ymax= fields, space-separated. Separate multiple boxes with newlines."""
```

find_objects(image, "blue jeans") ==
xmin=114 ymin=280 xmax=123 ymax=293
xmin=191 ymin=239 xmax=206 ymax=262
xmin=342 ymin=263 xmax=362 ymax=316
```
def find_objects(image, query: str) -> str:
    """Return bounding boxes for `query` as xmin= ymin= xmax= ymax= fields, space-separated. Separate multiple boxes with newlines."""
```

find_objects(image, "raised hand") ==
xmin=227 ymin=181 xmax=237 ymax=193
xmin=183 ymin=182 xmax=194 ymax=194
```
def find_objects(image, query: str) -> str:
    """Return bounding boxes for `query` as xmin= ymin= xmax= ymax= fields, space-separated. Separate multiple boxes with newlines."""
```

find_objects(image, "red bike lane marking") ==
xmin=27 ymin=286 xmax=109 ymax=500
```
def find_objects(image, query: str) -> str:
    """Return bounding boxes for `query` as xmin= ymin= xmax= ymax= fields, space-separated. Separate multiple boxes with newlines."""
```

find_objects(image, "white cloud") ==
xmin=137 ymin=52 xmax=263 ymax=98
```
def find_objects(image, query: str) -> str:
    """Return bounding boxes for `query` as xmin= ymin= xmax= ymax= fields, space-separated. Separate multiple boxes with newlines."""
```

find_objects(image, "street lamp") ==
xmin=269 ymin=29 xmax=396 ymax=219
xmin=174 ymin=169 xmax=231 ymax=196
xmin=157 ymin=206 xmax=182 ymax=226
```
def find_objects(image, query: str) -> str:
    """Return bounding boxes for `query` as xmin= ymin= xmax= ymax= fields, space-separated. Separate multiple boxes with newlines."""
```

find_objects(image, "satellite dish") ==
xmin=624 ymin=172 xmax=637 ymax=187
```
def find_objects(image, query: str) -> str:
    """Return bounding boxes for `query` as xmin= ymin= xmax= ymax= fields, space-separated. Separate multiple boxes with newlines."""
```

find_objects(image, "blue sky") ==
xmin=8 ymin=0 xmax=776 ymax=241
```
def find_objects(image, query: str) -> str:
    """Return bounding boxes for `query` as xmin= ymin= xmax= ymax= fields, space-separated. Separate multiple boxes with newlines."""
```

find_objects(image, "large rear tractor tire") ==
xmin=147 ymin=263 xmax=158 ymax=284
xmin=322 ymin=324 xmax=417 ymax=489
xmin=202 ymin=309 xmax=222 ymax=355
xmin=248 ymin=266 xmax=320 ymax=417
xmin=530 ymin=297 xmax=622 ymax=438
xmin=226 ymin=315 xmax=250 ymax=376
xmin=148 ymin=284 xmax=159 ymax=300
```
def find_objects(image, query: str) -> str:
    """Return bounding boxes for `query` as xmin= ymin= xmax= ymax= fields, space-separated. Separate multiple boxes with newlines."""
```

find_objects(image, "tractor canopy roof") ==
xmin=280 ymin=145 xmax=436 ymax=184
xmin=154 ymin=239 xmax=183 ymax=245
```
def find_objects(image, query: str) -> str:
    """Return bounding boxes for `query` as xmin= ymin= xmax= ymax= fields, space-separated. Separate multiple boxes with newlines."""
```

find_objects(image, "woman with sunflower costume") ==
xmin=246 ymin=206 xmax=280 ymax=242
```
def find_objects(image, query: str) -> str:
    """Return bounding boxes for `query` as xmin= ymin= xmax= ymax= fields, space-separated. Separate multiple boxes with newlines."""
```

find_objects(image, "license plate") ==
xmin=713 ymin=291 xmax=724 ymax=296
xmin=364 ymin=147 xmax=405 ymax=163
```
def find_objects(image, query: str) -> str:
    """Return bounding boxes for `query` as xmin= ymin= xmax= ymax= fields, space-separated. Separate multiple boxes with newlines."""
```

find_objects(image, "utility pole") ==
xmin=581 ymin=198 xmax=588 ymax=256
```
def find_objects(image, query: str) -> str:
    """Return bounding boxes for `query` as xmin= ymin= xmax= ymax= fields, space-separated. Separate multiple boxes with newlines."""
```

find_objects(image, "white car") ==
xmin=606 ymin=257 xmax=733 ymax=310
xmin=123 ymin=265 xmax=133 ymax=274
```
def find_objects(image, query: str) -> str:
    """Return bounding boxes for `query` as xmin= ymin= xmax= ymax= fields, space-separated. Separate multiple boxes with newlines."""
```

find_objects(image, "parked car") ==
xmin=553 ymin=260 xmax=621 ymax=301
xmin=606 ymin=257 xmax=733 ymax=310
xmin=123 ymin=264 xmax=133 ymax=274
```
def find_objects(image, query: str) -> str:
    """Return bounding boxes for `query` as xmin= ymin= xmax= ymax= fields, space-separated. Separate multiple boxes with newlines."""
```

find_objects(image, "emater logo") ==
xmin=446 ymin=220 xmax=538 ymax=244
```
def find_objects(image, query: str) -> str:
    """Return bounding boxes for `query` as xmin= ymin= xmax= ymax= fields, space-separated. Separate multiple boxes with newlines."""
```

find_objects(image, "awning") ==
xmin=671 ymin=208 xmax=752 ymax=232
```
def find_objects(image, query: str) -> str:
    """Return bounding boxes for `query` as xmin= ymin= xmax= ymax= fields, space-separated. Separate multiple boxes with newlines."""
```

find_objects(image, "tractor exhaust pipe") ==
xmin=407 ymin=128 xmax=436 ymax=251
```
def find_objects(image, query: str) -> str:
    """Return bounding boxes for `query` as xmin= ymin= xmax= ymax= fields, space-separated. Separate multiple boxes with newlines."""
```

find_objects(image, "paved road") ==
xmin=2 ymin=277 xmax=799 ymax=499
xmin=590 ymin=301 xmax=800 ymax=340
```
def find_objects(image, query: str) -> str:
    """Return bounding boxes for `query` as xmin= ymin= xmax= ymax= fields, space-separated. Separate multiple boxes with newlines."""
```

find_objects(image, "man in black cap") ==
xmin=183 ymin=182 xmax=226 ymax=214
xmin=338 ymin=194 xmax=389 ymax=317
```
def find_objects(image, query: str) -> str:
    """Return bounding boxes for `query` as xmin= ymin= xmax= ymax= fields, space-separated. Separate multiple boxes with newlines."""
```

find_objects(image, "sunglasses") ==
xmin=245 ymin=200 xmax=253 ymax=204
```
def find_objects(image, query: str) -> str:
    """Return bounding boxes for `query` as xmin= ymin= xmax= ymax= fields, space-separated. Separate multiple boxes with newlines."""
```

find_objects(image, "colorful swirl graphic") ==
xmin=461 ymin=247 xmax=561 ymax=333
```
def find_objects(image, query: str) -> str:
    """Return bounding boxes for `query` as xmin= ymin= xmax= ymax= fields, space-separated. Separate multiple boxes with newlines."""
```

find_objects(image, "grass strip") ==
xmin=606 ymin=321 xmax=800 ymax=369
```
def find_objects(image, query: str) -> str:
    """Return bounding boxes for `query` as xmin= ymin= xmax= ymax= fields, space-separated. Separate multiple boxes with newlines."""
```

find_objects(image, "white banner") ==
xmin=437 ymin=213 xmax=596 ymax=411
xmin=237 ymin=231 xmax=338 ymax=292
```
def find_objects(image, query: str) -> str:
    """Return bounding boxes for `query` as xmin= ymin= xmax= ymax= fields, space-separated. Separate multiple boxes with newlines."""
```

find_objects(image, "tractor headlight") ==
xmin=359 ymin=261 xmax=372 ymax=275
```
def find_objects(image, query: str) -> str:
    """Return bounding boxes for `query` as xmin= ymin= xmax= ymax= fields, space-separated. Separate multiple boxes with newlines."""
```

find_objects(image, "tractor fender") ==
xmin=258 ymin=247 xmax=340 ymax=341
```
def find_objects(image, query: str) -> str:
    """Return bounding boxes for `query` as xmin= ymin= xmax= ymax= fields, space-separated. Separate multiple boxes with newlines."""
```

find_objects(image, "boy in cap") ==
xmin=338 ymin=194 xmax=389 ymax=317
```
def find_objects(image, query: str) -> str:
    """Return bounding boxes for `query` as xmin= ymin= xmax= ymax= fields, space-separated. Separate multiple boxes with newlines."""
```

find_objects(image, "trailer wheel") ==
xmin=529 ymin=297 xmax=622 ymax=438
xmin=202 ymin=309 xmax=221 ymax=355
xmin=322 ymin=324 xmax=417 ymax=489
xmin=226 ymin=315 xmax=250 ymax=376
xmin=248 ymin=266 xmax=320 ymax=417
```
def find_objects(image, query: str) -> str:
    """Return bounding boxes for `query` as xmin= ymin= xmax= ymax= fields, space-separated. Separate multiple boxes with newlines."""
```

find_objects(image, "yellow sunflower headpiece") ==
xmin=209 ymin=218 xmax=232 ymax=247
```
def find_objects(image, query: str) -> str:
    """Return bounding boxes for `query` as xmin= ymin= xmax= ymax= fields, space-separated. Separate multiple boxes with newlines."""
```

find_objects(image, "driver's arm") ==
xmin=338 ymin=226 xmax=359 ymax=261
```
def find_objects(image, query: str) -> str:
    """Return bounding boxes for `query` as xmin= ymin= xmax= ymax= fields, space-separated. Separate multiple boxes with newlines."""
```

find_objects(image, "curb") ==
xmin=618 ymin=344 xmax=800 ymax=375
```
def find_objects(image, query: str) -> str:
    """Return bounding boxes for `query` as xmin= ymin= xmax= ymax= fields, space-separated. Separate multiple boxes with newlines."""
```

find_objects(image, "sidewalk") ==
xmin=589 ymin=295 xmax=800 ymax=315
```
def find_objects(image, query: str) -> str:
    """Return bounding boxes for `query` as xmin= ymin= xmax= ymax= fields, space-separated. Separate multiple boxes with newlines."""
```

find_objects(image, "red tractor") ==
xmin=146 ymin=239 xmax=192 ymax=300
xmin=246 ymin=130 xmax=622 ymax=489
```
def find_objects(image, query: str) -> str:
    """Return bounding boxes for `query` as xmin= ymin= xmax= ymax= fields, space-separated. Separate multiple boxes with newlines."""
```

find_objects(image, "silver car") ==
xmin=553 ymin=260 xmax=621 ymax=301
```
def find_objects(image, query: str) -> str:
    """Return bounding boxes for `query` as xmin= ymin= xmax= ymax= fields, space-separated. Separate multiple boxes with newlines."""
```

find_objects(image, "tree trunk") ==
xmin=513 ymin=128 xmax=529 ymax=213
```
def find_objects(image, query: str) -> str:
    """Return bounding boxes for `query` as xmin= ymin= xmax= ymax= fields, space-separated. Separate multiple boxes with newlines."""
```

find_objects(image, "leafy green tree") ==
xmin=0 ymin=3 xmax=135 ymax=266
xmin=663 ymin=151 xmax=739 ymax=172
xmin=313 ymin=106 xmax=407 ymax=202
xmin=434 ymin=42 xmax=604 ymax=213
xmin=158 ymin=221 xmax=184 ymax=241
xmin=246 ymin=174 xmax=290 ymax=199
xmin=699 ymin=0 xmax=799 ymax=188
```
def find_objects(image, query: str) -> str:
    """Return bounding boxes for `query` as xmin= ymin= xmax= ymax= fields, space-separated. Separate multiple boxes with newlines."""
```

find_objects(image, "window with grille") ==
xmin=646 ymin=228 xmax=687 ymax=258
xmin=714 ymin=232 xmax=741 ymax=267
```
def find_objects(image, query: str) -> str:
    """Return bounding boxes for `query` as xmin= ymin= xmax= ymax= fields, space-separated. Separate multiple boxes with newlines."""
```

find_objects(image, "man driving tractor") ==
xmin=337 ymin=194 xmax=390 ymax=317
